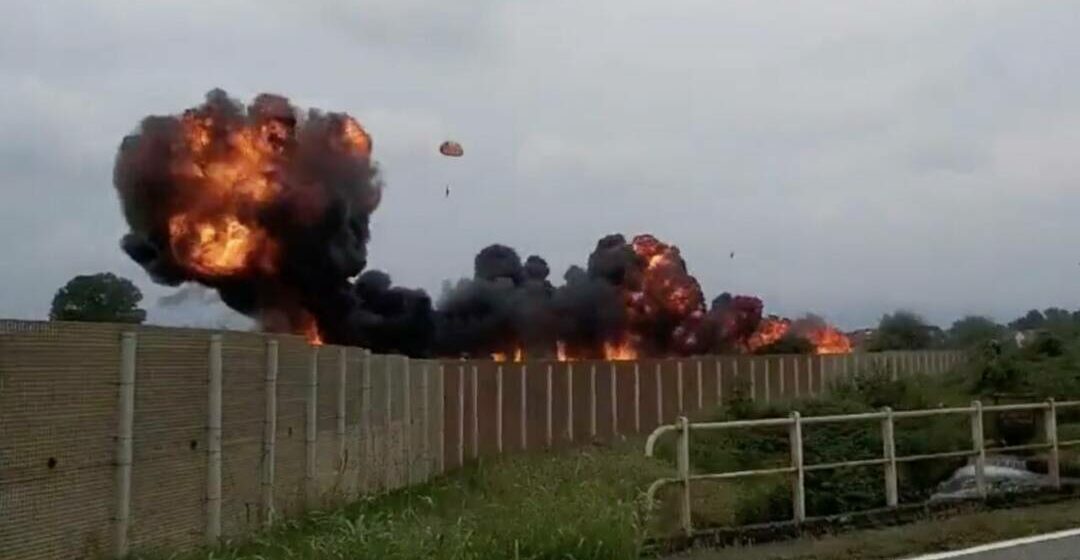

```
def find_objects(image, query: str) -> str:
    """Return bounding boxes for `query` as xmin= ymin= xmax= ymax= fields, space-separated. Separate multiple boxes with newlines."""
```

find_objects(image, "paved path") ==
xmin=903 ymin=528 xmax=1080 ymax=560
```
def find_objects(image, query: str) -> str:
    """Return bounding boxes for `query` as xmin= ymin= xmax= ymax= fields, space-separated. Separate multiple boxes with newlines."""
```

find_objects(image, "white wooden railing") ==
xmin=645 ymin=399 xmax=1080 ymax=536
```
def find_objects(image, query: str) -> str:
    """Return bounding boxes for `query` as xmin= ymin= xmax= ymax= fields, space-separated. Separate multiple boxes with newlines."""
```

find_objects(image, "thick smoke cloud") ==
xmin=114 ymin=90 xmax=839 ymax=359
xmin=114 ymin=89 xmax=432 ymax=353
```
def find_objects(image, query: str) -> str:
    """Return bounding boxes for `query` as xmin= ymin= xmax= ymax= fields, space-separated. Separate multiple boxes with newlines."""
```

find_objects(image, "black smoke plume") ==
xmin=114 ymin=90 xmax=835 ymax=359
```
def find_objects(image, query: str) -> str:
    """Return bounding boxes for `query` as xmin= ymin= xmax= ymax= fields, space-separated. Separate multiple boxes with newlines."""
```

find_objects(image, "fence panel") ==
xmin=0 ymin=322 xmax=125 ymax=560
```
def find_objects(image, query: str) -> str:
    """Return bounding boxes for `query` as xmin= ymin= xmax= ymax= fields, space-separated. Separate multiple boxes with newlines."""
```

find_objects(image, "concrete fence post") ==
xmin=383 ymin=356 xmax=393 ymax=488
xmin=805 ymin=356 xmax=813 ymax=397
xmin=421 ymin=362 xmax=431 ymax=480
xmin=496 ymin=364 xmax=504 ymax=453
xmin=763 ymin=358 xmax=771 ymax=403
xmin=696 ymin=360 xmax=704 ymax=410
xmin=817 ymin=355 xmax=825 ymax=395
xmin=521 ymin=365 xmax=528 ymax=450
xmin=732 ymin=359 xmax=740 ymax=399
xmin=589 ymin=363 xmax=597 ymax=438
xmin=360 ymin=351 xmax=372 ymax=491
xmin=610 ymin=363 xmax=618 ymax=436
xmin=206 ymin=334 xmax=223 ymax=544
xmin=715 ymin=359 xmax=723 ymax=404
xmin=261 ymin=340 xmax=279 ymax=526
xmin=778 ymin=357 xmax=785 ymax=397
xmin=112 ymin=332 xmax=137 ymax=559
xmin=1046 ymin=399 xmax=1061 ymax=489
xmin=655 ymin=362 xmax=664 ymax=425
xmin=633 ymin=362 xmax=641 ymax=433
xmin=437 ymin=363 xmax=446 ymax=474
xmin=546 ymin=364 xmax=554 ymax=447
xmin=676 ymin=361 xmax=685 ymax=414
xmin=789 ymin=411 xmax=805 ymax=524
xmin=566 ymin=363 xmax=575 ymax=442
xmin=676 ymin=416 xmax=692 ymax=537
xmin=971 ymin=400 xmax=986 ymax=498
xmin=457 ymin=365 xmax=465 ymax=466
xmin=881 ymin=407 xmax=898 ymax=507
xmin=749 ymin=359 xmax=757 ymax=402
xmin=305 ymin=345 xmax=319 ymax=507
xmin=470 ymin=365 xmax=479 ymax=459
xmin=793 ymin=357 xmax=800 ymax=398
xmin=403 ymin=357 xmax=412 ymax=484
xmin=336 ymin=348 xmax=347 ymax=478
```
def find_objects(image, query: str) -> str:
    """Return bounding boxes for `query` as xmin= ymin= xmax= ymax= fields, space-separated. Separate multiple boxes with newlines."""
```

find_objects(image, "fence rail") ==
xmin=644 ymin=399 xmax=1079 ymax=536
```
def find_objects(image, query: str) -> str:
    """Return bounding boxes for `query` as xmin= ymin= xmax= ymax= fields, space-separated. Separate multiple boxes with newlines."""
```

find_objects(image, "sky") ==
xmin=2 ymin=0 xmax=1079 ymax=330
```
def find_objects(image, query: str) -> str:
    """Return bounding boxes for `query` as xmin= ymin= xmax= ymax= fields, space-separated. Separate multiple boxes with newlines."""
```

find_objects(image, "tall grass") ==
xmin=135 ymin=443 xmax=673 ymax=560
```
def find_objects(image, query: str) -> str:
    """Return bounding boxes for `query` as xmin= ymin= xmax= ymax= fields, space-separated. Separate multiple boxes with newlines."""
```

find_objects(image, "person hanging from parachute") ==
xmin=439 ymin=140 xmax=463 ymax=198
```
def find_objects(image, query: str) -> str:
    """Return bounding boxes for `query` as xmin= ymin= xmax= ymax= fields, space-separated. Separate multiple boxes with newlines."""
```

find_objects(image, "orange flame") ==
xmin=492 ymin=348 xmax=525 ymax=362
xmin=747 ymin=317 xmax=791 ymax=352
xmin=805 ymin=325 xmax=852 ymax=355
xmin=304 ymin=320 xmax=324 ymax=346
xmin=166 ymin=112 xmax=371 ymax=283
xmin=603 ymin=340 xmax=638 ymax=361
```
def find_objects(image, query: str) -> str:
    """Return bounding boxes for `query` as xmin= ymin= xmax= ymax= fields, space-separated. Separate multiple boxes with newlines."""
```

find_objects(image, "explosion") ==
xmin=115 ymin=89 xmax=432 ymax=353
xmin=115 ymin=90 xmax=850 ymax=359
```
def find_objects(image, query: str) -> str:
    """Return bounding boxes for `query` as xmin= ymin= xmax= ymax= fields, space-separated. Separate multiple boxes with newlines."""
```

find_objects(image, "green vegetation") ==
xmin=134 ymin=444 xmax=672 ymax=560
xmin=652 ymin=368 xmax=971 ymax=526
xmin=50 ymin=272 xmax=147 ymax=323
xmin=868 ymin=310 xmax=939 ymax=351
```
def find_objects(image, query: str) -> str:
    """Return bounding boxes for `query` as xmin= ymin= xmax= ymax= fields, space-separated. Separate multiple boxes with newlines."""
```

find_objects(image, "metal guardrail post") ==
xmin=881 ymin=406 xmax=898 ymax=507
xmin=789 ymin=411 xmax=806 ymax=524
xmin=1046 ymin=398 xmax=1061 ymax=489
xmin=971 ymin=400 xmax=986 ymax=498
xmin=676 ymin=416 xmax=692 ymax=536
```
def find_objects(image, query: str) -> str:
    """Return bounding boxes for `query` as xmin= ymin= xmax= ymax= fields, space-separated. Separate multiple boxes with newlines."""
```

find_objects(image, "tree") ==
xmin=868 ymin=310 xmax=934 ymax=351
xmin=1009 ymin=309 xmax=1046 ymax=331
xmin=50 ymin=273 xmax=147 ymax=324
xmin=948 ymin=315 xmax=1005 ymax=349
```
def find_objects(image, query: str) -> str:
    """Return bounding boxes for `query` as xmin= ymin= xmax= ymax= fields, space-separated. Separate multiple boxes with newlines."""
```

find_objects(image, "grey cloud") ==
xmin=1 ymin=0 xmax=1079 ymax=332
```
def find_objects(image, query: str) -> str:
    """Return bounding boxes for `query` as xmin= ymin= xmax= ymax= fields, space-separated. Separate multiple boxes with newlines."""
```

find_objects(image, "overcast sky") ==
xmin=2 ymin=0 xmax=1079 ymax=330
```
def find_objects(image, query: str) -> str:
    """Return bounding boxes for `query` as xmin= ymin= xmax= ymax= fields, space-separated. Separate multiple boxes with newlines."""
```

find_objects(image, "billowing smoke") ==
xmin=114 ymin=89 xmax=433 ymax=353
xmin=114 ymin=90 xmax=848 ymax=359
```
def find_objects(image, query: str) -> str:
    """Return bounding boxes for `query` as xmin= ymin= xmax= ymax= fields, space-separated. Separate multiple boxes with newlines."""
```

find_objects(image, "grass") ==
xmin=133 ymin=442 xmax=673 ymax=560
xmin=683 ymin=498 xmax=1080 ymax=560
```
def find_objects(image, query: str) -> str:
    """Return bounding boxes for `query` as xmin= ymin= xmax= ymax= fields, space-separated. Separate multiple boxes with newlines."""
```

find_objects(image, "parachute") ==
xmin=439 ymin=140 xmax=464 ymax=157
